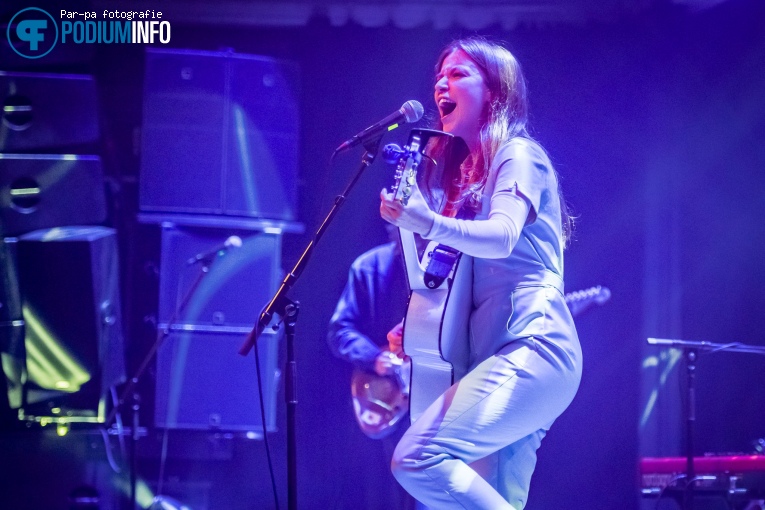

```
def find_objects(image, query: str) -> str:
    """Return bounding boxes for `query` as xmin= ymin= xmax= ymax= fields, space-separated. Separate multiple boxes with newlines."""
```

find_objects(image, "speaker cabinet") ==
xmin=15 ymin=226 xmax=125 ymax=422
xmin=0 ymin=154 xmax=107 ymax=237
xmin=140 ymin=48 xmax=299 ymax=221
xmin=0 ymin=236 xmax=23 ymax=329
xmin=157 ymin=226 xmax=281 ymax=327
xmin=0 ymin=71 xmax=99 ymax=152
xmin=0 ymin=237 xmax=24 ymax=411
xmin=155 ymin=328 xmax=279 ymax=432
xmin=154 ymin=225 xmax=282 ymax=430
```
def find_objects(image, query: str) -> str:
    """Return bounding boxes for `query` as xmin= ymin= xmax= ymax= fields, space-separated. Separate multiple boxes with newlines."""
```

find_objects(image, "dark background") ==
xmin=1 ymin=0 xmax=764 ymax=509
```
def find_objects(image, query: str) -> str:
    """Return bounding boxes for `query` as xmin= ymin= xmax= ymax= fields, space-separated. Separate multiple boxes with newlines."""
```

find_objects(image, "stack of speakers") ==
xmin=139 ymin=49 xmax=301 ymax=433
xmin=0 ymin=71 xmax=125 ymax=424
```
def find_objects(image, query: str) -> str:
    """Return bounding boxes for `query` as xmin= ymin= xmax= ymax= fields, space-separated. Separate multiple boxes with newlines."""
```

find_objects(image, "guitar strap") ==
xmin=423 ymin=244 xmax=461 ymax=289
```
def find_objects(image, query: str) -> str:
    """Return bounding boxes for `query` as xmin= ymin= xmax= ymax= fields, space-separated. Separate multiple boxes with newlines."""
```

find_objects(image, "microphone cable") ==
xmin=251 ymin=334 xmax=281 ymax=510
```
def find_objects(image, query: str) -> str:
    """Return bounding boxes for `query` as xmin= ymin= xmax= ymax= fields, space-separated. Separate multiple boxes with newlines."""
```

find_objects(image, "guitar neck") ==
xmin=565 ymin=285 xmax=611 ymax=317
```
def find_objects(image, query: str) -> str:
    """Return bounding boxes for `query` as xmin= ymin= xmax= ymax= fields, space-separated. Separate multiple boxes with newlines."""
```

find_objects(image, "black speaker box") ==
xmin=15 ymin=226 xmax=125 ymax=421
xmin=140 ymin=48 xmax=299 ymax=221
xmin=0 ymin=237 xmax=24 ymax=413
xmin=0 ymin=154 xmax=107 ymax=237
xmin=157 ymin=226 xmax=281 ymax=327
xmin=154 ymin=226 xmax=282 ymax=430
xmin=0 ymin=71 xmax=99 ymax=152
xmin=155 ymin=328 xmax=279 ymax=432
xmin=0 ymin=236 xmax=23 ymax=329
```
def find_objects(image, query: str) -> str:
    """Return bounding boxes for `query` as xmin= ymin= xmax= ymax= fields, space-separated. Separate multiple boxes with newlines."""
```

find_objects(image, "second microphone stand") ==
xmin=647 ymin=337 xmax=765 ymax=510
xmin=107 ymin=252 xmax=217 ymax=510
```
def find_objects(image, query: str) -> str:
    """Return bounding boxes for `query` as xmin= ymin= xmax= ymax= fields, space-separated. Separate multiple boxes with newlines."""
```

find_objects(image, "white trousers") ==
xmin=391 ymin=337 xmax=581 ymax=509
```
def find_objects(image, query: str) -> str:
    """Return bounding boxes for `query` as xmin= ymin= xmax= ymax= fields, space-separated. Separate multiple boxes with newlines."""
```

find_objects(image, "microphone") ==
xmin=186 ymin=236 xmax=242 ymax=265
xmin=334 ymin=100 xmax=424 ymax=154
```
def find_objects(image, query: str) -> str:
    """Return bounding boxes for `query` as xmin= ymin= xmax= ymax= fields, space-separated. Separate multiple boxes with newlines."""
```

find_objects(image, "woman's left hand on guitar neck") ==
xmin=380 ymin=181 xmax=435 ymax=235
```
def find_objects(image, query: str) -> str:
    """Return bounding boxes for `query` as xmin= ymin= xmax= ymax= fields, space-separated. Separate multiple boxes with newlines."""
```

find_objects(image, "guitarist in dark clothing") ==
xmin=328 ymin=227 xmax=408 ymax=379
xmin=327 ymin=225 xmax=417 ymax=509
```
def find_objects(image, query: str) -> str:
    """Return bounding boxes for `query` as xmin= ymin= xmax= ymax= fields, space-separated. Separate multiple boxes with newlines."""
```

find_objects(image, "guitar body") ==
xmin=400 ymin=229 xmax=472 ymax=424
xmin=351 ymin=359 xmax=409 ymax=439
xmin=353 ymin=131 xmax=616 ymax=435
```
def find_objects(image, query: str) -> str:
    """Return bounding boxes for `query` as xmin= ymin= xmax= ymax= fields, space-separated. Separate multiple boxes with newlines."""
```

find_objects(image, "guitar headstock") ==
xmin=390 ymin=153 xmax=416 ymax=206
xmin=388 ymin=129 xmax=454 ymax=206
xmin=565 ymin=285 xmax=611 ymax=317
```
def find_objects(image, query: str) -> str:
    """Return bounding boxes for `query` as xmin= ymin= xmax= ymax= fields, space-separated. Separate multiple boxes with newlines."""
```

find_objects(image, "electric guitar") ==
xmin=565 ymin=285 xmax=611 ymax=316
xmin=393 ymin=129 xmax=474 ymax=427
xmin=350 ymin=128 xmax=469 ymax=438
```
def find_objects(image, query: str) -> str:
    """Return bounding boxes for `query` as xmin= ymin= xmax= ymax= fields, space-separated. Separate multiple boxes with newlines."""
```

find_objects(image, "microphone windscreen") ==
xmin=401 ymin=100 xmax=424 ymax=123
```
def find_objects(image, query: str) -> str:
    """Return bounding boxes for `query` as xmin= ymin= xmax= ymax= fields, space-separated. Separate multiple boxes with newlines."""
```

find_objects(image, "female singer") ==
xmin=380 ymin=37 xmax=582 ymax=509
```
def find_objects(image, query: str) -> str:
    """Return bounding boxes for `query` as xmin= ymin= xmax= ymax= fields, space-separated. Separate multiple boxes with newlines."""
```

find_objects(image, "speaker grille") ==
xmin=140 ymin=49 xmax=299 ymax=221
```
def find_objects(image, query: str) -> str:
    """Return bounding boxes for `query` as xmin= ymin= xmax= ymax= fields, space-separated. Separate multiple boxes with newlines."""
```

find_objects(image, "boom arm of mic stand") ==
xmin=238 ymin=136 xmax=385 ymax=510
xmin=105 ymin=258 xmax=215 ymax=510
xmin=647 ymin=337 xmax=765 ymax=355
xmin=239 ymin=136 xmax=384 ymax=355
xmin=239 ymin=272 xmax=301 ymax=355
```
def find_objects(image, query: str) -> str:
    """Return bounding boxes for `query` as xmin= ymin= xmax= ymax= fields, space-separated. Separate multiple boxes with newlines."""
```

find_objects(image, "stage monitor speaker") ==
xmin=0 ymin=71 xmax=99 ymax=152
xmin=155 ymin=328 xmax=279 ymax=432
xmin=139 ymin=48 xmax=299 ymax=221
xmin=0 ymin=154 xmax=107 ymax=237
xmin=15 ymin=226 xmax=125 ymax=422
xmin=157 ymin=226 xmax=281 ymax=327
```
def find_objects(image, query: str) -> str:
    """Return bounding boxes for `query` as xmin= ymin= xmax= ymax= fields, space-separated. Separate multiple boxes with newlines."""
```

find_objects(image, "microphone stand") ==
xmin=239 ymin=136 xmax=384 ymax=510
xmin=107 ymin=254 xmax=216 ymax=510
xmin=646 ymin=337 xmax=765 ymax=510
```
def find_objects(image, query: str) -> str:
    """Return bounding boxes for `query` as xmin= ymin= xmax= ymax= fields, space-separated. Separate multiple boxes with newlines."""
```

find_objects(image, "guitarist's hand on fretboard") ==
xmin=374 ymin=351 xmax=399 ymax=376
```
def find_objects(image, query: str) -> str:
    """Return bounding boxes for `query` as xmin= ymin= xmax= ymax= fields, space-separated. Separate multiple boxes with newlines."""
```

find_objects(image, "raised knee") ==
xmin=390 ymin=443 xmax=409 ymax=482
xmin=391 ymin=438 xmax=425 ymax=484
